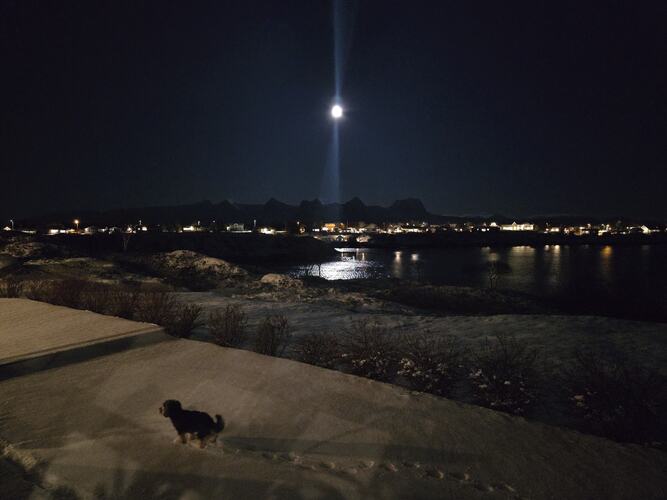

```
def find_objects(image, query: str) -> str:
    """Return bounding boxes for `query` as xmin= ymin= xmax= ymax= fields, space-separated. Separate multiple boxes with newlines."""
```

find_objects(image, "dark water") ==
xmin=281 ymin=245 xmax=667 ymax=307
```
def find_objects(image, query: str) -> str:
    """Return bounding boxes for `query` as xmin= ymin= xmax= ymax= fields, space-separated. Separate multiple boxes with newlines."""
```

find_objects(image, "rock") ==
xmin=147 ymin=250 xmax=248 ymax=289
xmin=2 ymin=241 xmax=61 ymax=259
xmin=260 ymin=273 xmax=303 ymax=289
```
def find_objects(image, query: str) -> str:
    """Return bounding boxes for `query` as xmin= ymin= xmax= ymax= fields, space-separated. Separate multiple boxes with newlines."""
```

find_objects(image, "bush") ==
xmin=22 ymin=279 xmax=89 ymax=308
xmin=469 ymin=334 xmax=539 ymax=414
xmin=254 ymin=315 xmax=291 ymax=356
xmin=134 ymin=291 xmax=176 ymax=325
xmin=397 ymin=334 xmax=466 ymax=397
xmin=79 ymin=283 xmax=113 ymax=314
xmin=23 ymin=280 xmax=49 ymax=302
xmin=339 ymin=320 xmax=400 ymax=382
xmin=50 ymin=279 xmax=90 ymax=308
xmin=561 ymin=349 xmax=666 ymax=444
xmin=0 ymin=278 xmax=23 ymax=298
xmin=208 ymin=304 xmax=247 ymax=347
xmin=15 ymin=279 xmax=203 ymax=338
xmin=164 ymin=303 xmax=203 ymax=338
xmin=294 ymin=332 xmax=341 ymax=368
xmin=106 ymin=289 xmax=138 ymax=320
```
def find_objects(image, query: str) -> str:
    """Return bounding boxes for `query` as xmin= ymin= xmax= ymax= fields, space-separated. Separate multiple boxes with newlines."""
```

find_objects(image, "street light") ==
xmin=74 ymin=219 xmax=80 ymax=231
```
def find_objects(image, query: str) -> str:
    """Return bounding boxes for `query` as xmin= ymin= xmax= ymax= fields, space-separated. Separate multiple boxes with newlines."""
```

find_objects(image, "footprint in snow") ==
xmin=426 ymin=468 xmax=444 ymax=479
xmin=448 ymin=471 xmax=471 ymax=482
xmin=280 ymin=452 xmax=301 ymax=463
xmin=491 ymin=482 xmax=516 ymax=493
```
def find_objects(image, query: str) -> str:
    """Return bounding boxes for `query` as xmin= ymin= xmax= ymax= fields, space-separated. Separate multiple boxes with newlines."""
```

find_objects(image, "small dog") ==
xmin=159 ymin=399 xmax=225 ymax=449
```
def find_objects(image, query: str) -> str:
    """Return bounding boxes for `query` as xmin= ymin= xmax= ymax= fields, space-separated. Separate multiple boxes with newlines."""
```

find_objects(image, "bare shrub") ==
xmin=23 ymin=279 xmax=87 ymax=308
xmin=79 ymin=283 xmax=113 ymax=314
xmin=561 ymin=349 xmax=666 ymax=444
xmin=397 ymin=334 xmax=467 ymax=397
xmin=486 ymin=262 xmax=499 ymax=289
xmin=339 ymin=320 xmax=400 ymax=382
xmin=14 ymin=279 xmax=203 ymax=339
xmin=294 ymin=332 xmax=341 ymax=368
xmin=50 ymin=279 xmax=89 ymax=308
xmin=208 ymin=304 xmax=247 ymax=347
xmin=0 ymin=278 xmax=23 ymax=298
xmin=23 ymin=280 xmax=51 ymax=302
xmin=254 ymin=315 xmax=291 ymax=356
xmin=135 ymin=291 xmax=176 ymax=325
xmin=106 ymin=289 xmax=138 ymax=319
xmin=164 ymin=303 xmax=203 ymax=338
xmin=21 ymin=279 xmax=89 ymax=308
xmin=469 ymin=334 xmax=539 ymax=414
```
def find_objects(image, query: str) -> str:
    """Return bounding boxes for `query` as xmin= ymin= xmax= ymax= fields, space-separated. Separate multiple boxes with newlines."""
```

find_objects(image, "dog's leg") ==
xmin=205 ymin=433 xmax=218 ymax=448
xmin=188 ymin=437 xmax=202 ymax=449
xmin=194 ymin=433 xmax=214 ymax=449
xmin=173 ymin=433 xmax=187 ymax=444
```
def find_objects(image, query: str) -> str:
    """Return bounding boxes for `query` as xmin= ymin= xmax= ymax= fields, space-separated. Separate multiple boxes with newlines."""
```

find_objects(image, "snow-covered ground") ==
xmin=0 ymin=298 xmax=161 ymax=366
xmin=177 ymin=291 xmax=667 ymax=375
xmin=1 ymin=335 xmax=666 ymax=499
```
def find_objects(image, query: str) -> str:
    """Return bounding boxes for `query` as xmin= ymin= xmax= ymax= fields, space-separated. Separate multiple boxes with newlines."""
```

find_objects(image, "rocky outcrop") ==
xmin=260 ymin=273 xmax=303 ymax=289
xmin=144 ymin=250 xmax=248 ymax=290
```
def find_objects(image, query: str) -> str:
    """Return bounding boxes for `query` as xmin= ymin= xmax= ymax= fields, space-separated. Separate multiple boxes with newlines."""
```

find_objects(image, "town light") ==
xmin=74 ymin=219 xmax=80 ymax=230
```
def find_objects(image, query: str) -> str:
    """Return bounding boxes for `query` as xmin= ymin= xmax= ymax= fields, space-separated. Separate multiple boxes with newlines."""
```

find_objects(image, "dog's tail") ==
xmin=215 ymin=414 xmax=225 ymax=433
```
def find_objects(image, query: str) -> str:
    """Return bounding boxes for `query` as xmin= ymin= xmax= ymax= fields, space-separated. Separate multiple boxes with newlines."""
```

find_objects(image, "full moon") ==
xmin=331 ymin=104 xmax=343 ymax=119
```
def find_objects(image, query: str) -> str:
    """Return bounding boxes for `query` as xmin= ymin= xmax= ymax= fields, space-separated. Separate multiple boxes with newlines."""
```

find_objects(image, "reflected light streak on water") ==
xmin=277 ymin=245 xmax=667 ymax=307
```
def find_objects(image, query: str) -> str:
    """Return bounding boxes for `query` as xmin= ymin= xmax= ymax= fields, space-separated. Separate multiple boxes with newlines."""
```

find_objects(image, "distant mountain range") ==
xmin=20 ymin=198 xmax=440 ymax=228
xmin=16 ymin=198 xmax=663 ymax=228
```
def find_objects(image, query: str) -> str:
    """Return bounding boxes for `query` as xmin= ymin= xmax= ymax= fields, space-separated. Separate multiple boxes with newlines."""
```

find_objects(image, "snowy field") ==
xmin=1 ymin=335 xmax=666 ymax=499
xmin=176 ymin=291 xmax=667 ymax=375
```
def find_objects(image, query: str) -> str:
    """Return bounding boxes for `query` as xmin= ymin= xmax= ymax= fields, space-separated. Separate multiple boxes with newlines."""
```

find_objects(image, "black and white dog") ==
xmin=159 ymin=399 xmax=224 ymax=448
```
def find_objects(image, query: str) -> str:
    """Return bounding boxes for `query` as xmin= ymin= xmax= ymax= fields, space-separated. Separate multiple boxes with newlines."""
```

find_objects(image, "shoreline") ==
xmin=326 ymin=231 xmax=667 ymax=249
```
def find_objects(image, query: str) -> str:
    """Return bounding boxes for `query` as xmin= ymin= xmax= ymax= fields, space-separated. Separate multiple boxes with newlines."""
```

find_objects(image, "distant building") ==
xmin=321 ymin=222 xmax=345 ymax=232
xmin=500 ymin=222 xmax=535 ymax=231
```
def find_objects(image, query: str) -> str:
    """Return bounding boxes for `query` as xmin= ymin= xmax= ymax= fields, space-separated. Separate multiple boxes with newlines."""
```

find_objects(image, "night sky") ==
xmin=2 ymin=1 xmax=666 ymax=220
